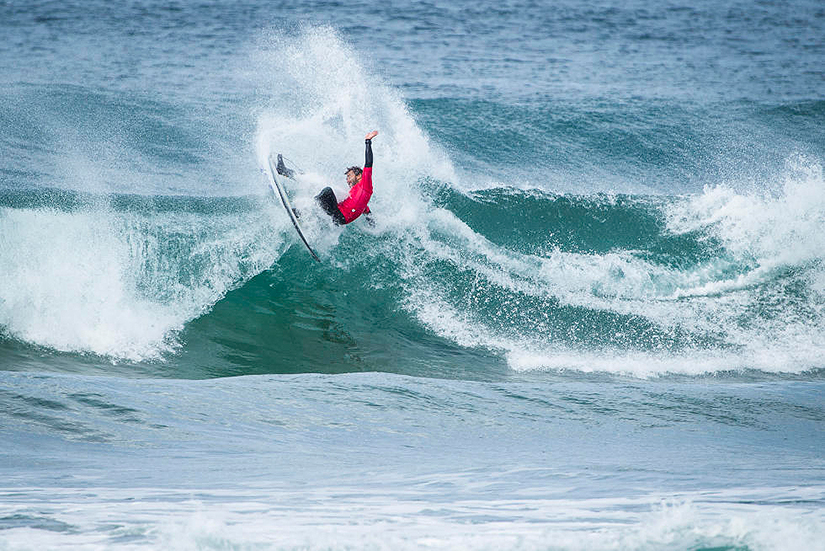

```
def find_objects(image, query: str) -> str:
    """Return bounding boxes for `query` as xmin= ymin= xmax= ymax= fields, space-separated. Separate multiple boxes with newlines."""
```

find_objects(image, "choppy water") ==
xmin=1 ymin=1 xmax=824 ymax=549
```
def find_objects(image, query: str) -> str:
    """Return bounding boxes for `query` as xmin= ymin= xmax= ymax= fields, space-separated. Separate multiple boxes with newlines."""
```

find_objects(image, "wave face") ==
xmin=1 ymin=26 xmax=824 ymax=379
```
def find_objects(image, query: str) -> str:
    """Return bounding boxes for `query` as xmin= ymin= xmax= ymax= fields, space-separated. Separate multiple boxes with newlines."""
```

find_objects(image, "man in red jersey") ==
xmin=314 ymin=130 xmax=378 ymax=225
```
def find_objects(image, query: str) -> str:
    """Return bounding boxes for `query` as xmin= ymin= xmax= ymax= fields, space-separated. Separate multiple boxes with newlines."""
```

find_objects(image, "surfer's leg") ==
xmin=315 ymin=187 xmax=346 ymax=225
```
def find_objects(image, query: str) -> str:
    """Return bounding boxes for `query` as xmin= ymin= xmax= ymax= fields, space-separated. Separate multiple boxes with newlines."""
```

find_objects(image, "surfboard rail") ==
xmin=265 ymin=154 xmax=321 ymax=263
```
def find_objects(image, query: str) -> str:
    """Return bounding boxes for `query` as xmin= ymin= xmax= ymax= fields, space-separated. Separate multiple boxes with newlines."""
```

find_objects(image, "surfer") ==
xmin=314 ymin=130 xmax=378 ymax=225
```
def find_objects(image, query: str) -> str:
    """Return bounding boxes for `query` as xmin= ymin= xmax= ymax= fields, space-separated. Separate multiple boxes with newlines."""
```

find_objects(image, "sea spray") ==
xmin=0 ymin=199 xmax=283 ymax=360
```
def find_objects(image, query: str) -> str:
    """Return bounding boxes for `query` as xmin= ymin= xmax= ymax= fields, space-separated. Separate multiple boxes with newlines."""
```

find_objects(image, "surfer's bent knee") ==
xmin=315 ymin=187 xmax=347 ymax=225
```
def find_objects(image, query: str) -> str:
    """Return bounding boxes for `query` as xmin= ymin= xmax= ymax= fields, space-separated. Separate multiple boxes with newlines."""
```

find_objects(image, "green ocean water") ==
xmin=2 ymin=173 xmax=823 ymax=379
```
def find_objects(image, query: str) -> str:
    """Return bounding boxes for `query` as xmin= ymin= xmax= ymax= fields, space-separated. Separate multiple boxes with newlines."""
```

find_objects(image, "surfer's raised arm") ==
xmin=364 ymin=130 xmax=377 ymax=168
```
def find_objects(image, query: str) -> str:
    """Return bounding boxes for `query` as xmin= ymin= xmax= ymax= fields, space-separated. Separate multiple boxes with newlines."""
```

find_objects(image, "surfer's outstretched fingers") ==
xmin=365 ymin=131 xmax=378 ymax=140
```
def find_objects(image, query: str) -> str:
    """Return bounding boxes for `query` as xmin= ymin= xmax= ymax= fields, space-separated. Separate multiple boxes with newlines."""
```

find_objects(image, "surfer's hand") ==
xmin=365 ymin=131 xmax=378 ymax=141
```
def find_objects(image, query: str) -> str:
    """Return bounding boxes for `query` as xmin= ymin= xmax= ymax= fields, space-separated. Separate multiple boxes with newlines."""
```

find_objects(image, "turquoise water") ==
xmin=1 ymin=1 xmax=824 ymax=549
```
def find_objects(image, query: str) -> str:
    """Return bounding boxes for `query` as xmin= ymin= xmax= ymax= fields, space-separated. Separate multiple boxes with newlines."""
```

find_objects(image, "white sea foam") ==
xmin=0 ymin=205 xmax=283 ymax=361
xmin=667 ymin=155 xmax=825 ymax=269
xmin=0 ymin=486 xmax=822 ymax=551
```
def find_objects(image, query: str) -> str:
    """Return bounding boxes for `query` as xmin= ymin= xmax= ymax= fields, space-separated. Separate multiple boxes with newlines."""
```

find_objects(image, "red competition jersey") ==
xmin=337 ymin=166 xmax=373 ymax=224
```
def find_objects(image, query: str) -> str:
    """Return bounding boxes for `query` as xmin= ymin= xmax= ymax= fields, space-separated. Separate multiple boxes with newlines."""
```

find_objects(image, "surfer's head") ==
xmin=345 ymin=166 xmax=362 ymax=187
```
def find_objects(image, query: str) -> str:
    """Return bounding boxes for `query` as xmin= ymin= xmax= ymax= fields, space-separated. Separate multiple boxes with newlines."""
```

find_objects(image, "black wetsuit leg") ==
xmin=315 ymin=187 xmax=347 ymax=225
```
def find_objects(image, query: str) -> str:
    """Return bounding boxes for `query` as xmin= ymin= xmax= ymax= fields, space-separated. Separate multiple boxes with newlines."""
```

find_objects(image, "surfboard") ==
xmin=265 ymin=154 xmax=321 ymax=263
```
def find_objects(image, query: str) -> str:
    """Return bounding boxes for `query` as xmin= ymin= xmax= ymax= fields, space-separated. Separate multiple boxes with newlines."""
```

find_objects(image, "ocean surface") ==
xmin=1 ymin=1 xmax=824 ymax=549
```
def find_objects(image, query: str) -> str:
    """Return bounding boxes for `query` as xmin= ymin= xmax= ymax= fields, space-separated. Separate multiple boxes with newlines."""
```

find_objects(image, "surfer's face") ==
xmin=346 ymin=170 xmax=360 ymax=187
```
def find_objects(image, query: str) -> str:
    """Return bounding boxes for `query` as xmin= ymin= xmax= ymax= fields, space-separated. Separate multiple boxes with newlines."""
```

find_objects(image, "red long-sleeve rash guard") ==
xmin=337 ymin=139 xmax=373 ymax=224
xmin=337 ymin=167 xmax=372 ymax=223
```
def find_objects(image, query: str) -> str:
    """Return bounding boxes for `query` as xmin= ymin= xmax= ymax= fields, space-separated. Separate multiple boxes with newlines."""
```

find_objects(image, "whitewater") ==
xmin=1 ymin=1 xmax=824 ymax=550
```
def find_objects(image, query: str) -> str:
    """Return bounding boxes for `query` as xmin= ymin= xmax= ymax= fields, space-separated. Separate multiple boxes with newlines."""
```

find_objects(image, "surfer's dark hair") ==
xmin=345 ymin=166 xmax=362 ymax=177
